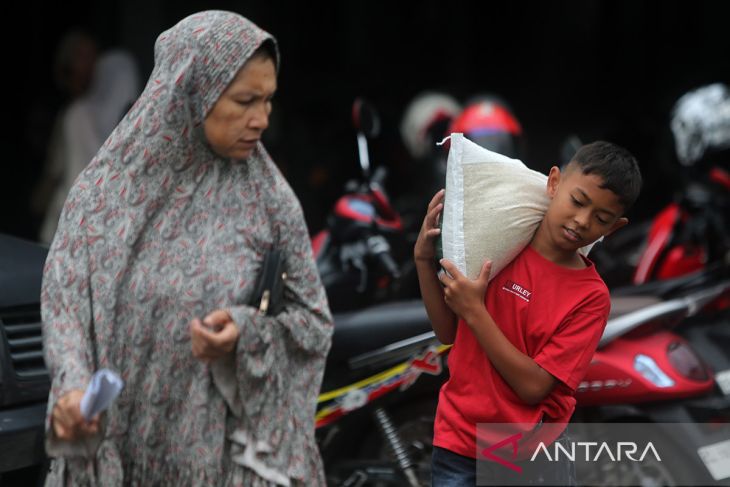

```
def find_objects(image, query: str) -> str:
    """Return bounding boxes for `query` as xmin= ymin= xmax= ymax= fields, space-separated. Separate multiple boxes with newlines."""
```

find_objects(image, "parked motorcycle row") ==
xmin=314 ymin=89 xmax=730 ymax=486
xmin=1 ymin=86 xmax=728 ymax=486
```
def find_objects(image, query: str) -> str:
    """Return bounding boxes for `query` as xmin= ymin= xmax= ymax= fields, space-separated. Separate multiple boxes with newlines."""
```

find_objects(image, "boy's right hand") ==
xmin=414 ymin=189 xmax=445 ymax=263
xmin=52 ymin=389 xmax=100 ymax=441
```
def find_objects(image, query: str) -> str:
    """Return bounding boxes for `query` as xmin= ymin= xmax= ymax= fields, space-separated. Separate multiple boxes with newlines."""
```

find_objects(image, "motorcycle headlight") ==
xmin=634 ymin=354 xmax=675 ymax=388
xmin=667 ymin=341 xmax=710 ymax=381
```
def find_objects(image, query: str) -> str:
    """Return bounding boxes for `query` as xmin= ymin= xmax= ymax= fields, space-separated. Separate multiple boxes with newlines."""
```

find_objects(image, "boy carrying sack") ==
xmin=415 ymin=140 xmax=642 ymax=486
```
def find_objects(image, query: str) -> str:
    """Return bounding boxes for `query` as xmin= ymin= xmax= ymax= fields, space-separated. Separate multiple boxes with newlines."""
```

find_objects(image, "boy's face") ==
xmin=543 ymin=165 xmax=628 ymax=252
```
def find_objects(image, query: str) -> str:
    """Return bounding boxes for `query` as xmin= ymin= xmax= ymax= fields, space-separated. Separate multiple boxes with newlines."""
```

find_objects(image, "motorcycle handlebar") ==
xmin=377 ymin=250 xmax=401 ymax=280
xmin=371 ymin=166 xmax=388 ymax=187
xmin=367 ymin=235 xmax=401 ymax=280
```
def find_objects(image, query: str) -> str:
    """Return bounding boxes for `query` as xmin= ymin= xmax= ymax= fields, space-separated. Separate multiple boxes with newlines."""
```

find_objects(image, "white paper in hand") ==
xmin=80 ymin=369 xmax=124 ymax=421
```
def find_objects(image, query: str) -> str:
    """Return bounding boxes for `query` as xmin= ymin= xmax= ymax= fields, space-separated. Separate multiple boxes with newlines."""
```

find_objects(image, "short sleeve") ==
xmin=533 ymin=305 xmax=609 ymax=391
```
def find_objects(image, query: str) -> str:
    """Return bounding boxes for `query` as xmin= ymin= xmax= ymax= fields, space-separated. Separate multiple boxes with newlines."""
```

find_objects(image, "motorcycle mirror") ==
xmin=352 ymin=98 xmax=381 ymax=138
xmin=560 ymin=134 xmax=583 ymax=165
xmin=352 ymin=98 xmax=381 ymax=182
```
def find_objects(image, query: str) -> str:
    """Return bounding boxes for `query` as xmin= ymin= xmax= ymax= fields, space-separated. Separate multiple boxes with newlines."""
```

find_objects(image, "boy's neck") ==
xmin=529 ymin=225 xmax=587 ymax=269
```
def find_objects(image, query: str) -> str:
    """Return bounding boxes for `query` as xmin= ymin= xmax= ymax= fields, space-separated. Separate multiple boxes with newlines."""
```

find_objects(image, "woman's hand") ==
xmin=191 ymin=309 xmax=240 ymax=362
xmin=414 ymin=189 xmax=445 ymax=262
xmin=438 ymin=259 xmax=492 ymax=324
xmin=52 ymin=389 xmax=100 ymax=441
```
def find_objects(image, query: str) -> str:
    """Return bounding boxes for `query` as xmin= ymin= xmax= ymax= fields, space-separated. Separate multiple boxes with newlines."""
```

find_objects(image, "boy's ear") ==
xmin=604 ymin=217 xmax=629 ymax=237
xmin=546 ymin=166 xmax=561 ymax=198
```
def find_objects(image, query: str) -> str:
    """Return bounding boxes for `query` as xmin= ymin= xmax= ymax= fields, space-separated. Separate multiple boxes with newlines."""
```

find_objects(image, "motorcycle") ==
xmin=317 ymin=300 xmax=445 ymax=486
xmin=591 ymin=83 xmax=730 ymax=289
xmin=314 ymin=99 xmax=444 ymax=486
xmin=313 ymin=98 xmax=419 ymax=313
xmin=571 ymin=265 xmax=730 ymax=486
xmin=550 ymin=143 xmax=730 ymax=486
xmin=316 ymin=251 xmax=730 ymax=486
xmin=632 ymin=164 xmax=730 ymax=285
xmin=572 ymin=87 xmax=730 ymax=485
xmin=312 ymin=100 xmax=730 ymax=486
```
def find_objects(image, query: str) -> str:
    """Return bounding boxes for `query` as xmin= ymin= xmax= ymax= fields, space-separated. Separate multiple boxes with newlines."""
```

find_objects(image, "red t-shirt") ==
xmin=433 ymin=245 xmax=610 ymax=459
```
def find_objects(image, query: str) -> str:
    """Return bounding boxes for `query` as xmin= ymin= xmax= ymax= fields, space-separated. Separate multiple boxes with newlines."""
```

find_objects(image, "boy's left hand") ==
xmin=438 ymin=259 xmax=492 ymax=323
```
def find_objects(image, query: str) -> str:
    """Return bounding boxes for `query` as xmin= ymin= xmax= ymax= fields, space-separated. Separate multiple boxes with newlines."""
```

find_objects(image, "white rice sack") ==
xmin=440 ymin=133 xmax=597 ymax=280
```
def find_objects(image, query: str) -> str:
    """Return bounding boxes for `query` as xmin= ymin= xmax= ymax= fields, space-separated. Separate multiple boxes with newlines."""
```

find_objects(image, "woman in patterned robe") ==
xmin=41 ymin=10 xmax=333 ymax=486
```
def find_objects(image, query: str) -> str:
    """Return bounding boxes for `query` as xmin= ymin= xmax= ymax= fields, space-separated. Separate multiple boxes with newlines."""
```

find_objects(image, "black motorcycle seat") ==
xmin=326 ymin=292 xmax=671 ymax=369
xmin=328 ymin=299 xmax=432 ymax=364
xmin=327 ymin=294 xmax=665 ymax=365
xmin=610 ymin=264 xmax=725 ymax=299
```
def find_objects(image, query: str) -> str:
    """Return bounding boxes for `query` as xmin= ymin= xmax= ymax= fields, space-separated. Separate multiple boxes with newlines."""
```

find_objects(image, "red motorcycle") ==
xmin=566 ymin=84 xmax=730 ymax=485
xmin=314 ymin=99 xmax=444 ymax=486
xmin=312 ymin=98 xmax=419 ymax=312
xmin=593 ymin=83 xmax=730 ymax=289
xmin=632 ymin=165 xmax=730 ymax=285
xmin=316 ymin=90 xmax=730 ymax=486
xmin=572 ymin=268 xmax=730 ymax=486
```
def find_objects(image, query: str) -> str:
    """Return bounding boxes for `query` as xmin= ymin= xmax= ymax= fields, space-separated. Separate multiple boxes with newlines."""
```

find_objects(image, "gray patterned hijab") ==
xmin=82 ymin=9 xmax=278 ymax=242
xmin=43 ymin=10 xmax=332 ymax=486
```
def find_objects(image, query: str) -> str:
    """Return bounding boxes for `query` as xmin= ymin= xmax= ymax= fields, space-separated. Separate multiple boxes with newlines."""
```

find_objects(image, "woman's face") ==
xmin=204 ymin=55 xmax=277 ymax=160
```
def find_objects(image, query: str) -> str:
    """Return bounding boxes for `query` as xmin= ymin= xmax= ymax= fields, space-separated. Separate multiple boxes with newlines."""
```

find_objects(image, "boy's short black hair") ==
xmin=565 ymin=141 xmax=642 ymax=212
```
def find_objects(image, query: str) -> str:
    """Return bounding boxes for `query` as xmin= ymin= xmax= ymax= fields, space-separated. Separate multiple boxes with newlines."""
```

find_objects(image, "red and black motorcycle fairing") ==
xmin=633 ymin=166 xmax=730 ymax=285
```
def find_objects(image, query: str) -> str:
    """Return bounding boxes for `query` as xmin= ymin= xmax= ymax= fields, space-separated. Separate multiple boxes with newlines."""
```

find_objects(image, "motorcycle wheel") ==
xmin=359 ymin=398 xmax=437 ymax=487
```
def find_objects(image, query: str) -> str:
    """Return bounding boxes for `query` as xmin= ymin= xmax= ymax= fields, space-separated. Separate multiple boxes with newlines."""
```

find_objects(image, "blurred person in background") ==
xmin=54 ymin=30 xmax=100 ymax=101
xmin=35 ymin=50 xmax=141 ymax=244
xmin=29 ymin=31 xmax=100 ymax=240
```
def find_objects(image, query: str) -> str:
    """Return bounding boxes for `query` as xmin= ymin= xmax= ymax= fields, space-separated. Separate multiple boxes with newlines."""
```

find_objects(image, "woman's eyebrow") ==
xmin=231 ymin=88 xmax=276 ymax=98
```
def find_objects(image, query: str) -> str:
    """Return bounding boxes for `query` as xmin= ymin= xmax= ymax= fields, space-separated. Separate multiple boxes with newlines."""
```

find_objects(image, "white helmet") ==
xmin=671 ymin=83 xmax=730 ymax=166
xmin=400 ymin=91 xmax=461 ymax=160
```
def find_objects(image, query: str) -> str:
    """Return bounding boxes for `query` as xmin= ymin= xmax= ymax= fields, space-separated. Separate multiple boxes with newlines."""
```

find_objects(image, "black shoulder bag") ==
xmin=248 ymin=248 xmax=287 ymax=316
